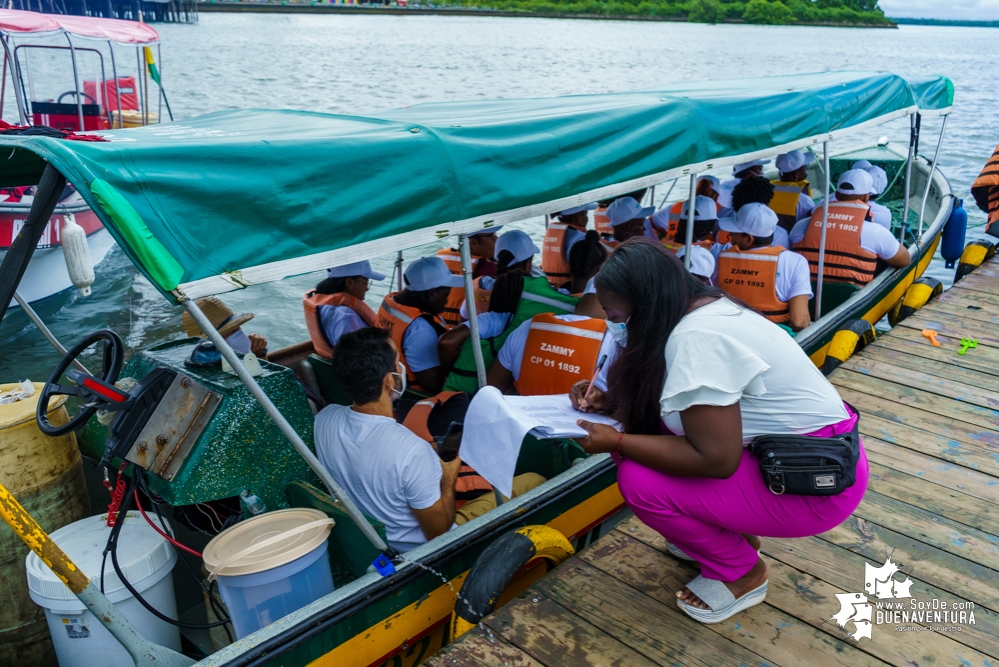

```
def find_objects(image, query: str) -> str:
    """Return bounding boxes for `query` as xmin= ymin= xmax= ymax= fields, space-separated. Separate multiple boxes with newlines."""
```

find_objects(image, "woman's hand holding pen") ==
xmin=570 ymin=379 xmax=605 ymax=413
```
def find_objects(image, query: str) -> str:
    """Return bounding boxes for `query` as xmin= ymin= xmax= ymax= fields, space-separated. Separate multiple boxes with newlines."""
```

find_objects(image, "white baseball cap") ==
xmin=607 ymin=197 xmax=655 ymax=226
xmin=775 ymin=150 xmax=816 ymax=174
xmin=732 ymin=158 xmax=771 ymax=175
xmin=718 ymin=202 xmax=779 ymax=237
xmin=469 ymin=226 xmax=502 ymax=237
xmin=864 ymin=165 xmax=888 ymax=196
xmin=495 ymin=230 xmax=541 ymax=265
xmin=851 ymin=159 xmax=874 ymax=170
xmin=681 ymin=195 xmax=719 ymax=222
xmin=836 ymin=169 xmax=874 ymax=196
xmin=327 ymin=260 xmax=387 ymax=281
xmin=404 ymin=256 xmax=464 ymax=291
xmin=677 ymin=245 xmax=716 ymax=280
xmin=559 ymin=203 xmax=598 ymax=216
xmin=697 ymin=175 xmax=721 ymax=191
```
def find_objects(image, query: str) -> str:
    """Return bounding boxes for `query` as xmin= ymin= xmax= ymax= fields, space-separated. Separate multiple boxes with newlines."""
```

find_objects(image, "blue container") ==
xmin=215 ymin=541 xmax=334 ymax=639
xmin=941 ymin=198 xmax=967 ymax=268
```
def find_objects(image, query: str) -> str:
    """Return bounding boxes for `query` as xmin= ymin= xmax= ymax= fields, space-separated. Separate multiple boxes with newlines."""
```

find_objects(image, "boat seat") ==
xmin=808 ymin=281 xmax=861 ymax=315
xmin=308 ymin=353 xmax=354 ymax=406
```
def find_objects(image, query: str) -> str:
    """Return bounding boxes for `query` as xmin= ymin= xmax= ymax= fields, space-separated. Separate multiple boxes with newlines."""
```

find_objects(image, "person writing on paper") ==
xmin=316 ymin=327 xmax=544 ymax=552
xmin=570 ymin=238 xmax=867 ymax=625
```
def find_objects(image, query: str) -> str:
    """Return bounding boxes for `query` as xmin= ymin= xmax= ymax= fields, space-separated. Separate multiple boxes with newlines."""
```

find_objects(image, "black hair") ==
xmin=330 ymin=327 xmax=397 ymax=405
xmin=315 ymin=276 xmax=349 ymax=294
xmin=496 ymin=249 xmax=531 ymax=276
xmin=396 ymin=282 xmax=438 ymax=314
xmin=673 ymin=218 xmax=716 ymax=244
xmin=569 ymin=230 xmax=607 ymax=282
xmin=594 ymin=238 xmax=726 ymax=435
xmin=732 ymin=176 xmax=775 ymax=211
xmin=751 ymin=234 xmax=775 ymax=247
xmin=489 ymin=270 xmax=526 ymax=315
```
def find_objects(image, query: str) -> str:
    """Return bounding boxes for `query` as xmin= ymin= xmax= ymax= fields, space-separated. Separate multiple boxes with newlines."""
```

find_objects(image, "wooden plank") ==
xmin=831 ymin=371 xmax=999 ymax=433
xmin=942 ymin=282 xmax=999 ymax=308
xmin=900 ymin=309 xmax=999 ymax=349
xmin=533 ymin=560 xmax=771 ymax=667
xmin=619 ymin=518 xmax=996 ymax=664
xmin=837 ymin=357 xmax=999 ymax=412
xmin=423 ymin=629 xmax=544 ymax=667
xmin=948 ymin=271 xmax=999 ymax=295
xmin=851 ymin=345 xmax=999 ymax=394
xmin=874 ymin=330 xmax=999 ymax=377
xmin=485 ymin=589 xmax=665 ymax=667
xmin=927 ymin=298 xmax=999 ymax=326
xmin=581 ymin=530 xmax=887 ymax=667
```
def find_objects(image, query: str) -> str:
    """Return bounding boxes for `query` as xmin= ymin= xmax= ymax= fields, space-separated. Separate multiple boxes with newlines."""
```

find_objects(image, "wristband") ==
xmin=617 ymin=432 xmax=625 ymax=459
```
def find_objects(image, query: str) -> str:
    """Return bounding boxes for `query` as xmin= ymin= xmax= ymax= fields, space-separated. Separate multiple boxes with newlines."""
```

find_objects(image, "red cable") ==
xmin=133 ymin=489 xmax=203 ymax=558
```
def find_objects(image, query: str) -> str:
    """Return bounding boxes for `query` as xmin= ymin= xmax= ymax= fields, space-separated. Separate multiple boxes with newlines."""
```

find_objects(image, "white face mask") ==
xmin=605 ymin=318 xmax=629 ymax=347
xmin=389 ymin=361 xmax=407 ymax=402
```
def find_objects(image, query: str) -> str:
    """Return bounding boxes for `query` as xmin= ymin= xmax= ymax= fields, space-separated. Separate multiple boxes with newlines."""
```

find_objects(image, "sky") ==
xmin=879 ymin=0 xmax=999 ymax=20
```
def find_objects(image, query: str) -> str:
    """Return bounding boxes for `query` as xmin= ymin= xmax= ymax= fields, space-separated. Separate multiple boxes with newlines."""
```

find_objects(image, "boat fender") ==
xmin=955 ymin=239 xmax=997 ymax=283
xmin=61 ymin=214 xmax=95 ymax=297
xmin=450 ymin=525 xmax=573 ymax=639
xmin=898 ymin=277 xmax=944 ymax=323
xmin=940 ymin=199 xmax=967 ymax=268
xmin=822 ymin=319 xmax=876 ymax=376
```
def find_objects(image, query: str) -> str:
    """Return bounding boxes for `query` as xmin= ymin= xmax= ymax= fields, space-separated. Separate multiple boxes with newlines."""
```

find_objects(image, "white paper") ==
xmin=504 ymin=394 xmax=620 ymax=438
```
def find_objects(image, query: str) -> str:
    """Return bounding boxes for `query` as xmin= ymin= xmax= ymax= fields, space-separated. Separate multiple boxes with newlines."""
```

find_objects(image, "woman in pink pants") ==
xmin=574 ymin=238 xmax=868 ymax=624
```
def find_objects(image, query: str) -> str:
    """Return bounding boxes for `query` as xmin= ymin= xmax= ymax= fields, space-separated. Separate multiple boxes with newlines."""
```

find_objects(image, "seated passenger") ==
xmin=567 ymin=230 xmax=608 ymax=297
xmin=852 ymin=161 xmax=893 ymax=230
xmin=677 ymin=244 xmax=717 ymax=285
xmin=730 ymin=176 xmax=790 ymax=250
xmin=541 ymin=204 xmax=597 ymax=286
xmin=437 ymin=229 xmax=500 ymax=327
xmin=464 ymin=229 xmax=543 ymax=316
xmin=303 ymin=260 xmax=385 ymax=358
xmin=315 ymin=327 xmax=544 ymax=553
xmin=717 ymin=158 xmax=770 ymax=208
xmin=377 ymin=256 xmax=463 ymax=394
xmin=717 ymin=204 xmax=812 ymax=331
xmin=770 ymin=150 xmax=816 ymax=231
xmin=182 ymin=296 xmax=267 ymax=356
xmin=791 ymin=169 xmax=910 ymax=286
xmin=662 ymin=195 xmax=719 ymax=256
xmin=651 ymin=176 xmax=721 ymax=241
xmin=606 ymin=196 xmax=656 ymax=247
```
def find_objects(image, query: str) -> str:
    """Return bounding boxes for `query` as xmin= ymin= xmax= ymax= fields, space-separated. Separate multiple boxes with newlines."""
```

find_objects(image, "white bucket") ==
xmin=25 ymin=511 xmax=181 ymax=667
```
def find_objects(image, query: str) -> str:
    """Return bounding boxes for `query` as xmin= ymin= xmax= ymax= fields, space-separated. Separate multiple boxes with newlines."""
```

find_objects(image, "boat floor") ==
xmin=425 ymin=262 xmax=999 ymax=667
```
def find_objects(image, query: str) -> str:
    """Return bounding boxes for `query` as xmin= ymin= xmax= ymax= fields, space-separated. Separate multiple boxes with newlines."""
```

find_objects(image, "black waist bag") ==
xmin=748 ymin=405 xmax=860 ymax=496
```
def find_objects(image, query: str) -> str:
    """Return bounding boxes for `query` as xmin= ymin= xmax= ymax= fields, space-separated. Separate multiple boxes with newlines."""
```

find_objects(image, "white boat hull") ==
xmin=3 ymin=228 xmax=116 ymax=308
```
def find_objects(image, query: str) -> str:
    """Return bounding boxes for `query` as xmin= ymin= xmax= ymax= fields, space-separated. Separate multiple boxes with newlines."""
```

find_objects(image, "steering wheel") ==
xmin=36 ymin=330 xmax=125 ymax=436
xmin=57 ymin=90 xmax=98 ymax=106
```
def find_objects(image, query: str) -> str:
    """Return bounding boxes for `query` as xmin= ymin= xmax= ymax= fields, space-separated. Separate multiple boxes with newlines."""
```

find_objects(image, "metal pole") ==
xmin=815 ymin=142 xmax=831 ymax=321
xmin=65 ymin=34 xmax=85 ymax=133
xmin=683 ymin=173 xmax=697 ymax=269
xmin=181 ymin=299 xmax=393 ymax=557
xmin=108 ymin=41 xmax=122 ymax=129
xmin=155 ymin=45 xmax=162 ymax=121
xmin=395 ymin=251 xmax=404 ymax=292
xmin=900 ymin=112 xmax=916 ymax=241
xmin=0 ymin=36 xmax=27 ymax=124
xmin=135 ymin=48 xmax=145 ymax=126
xmin=917 ymin=114 xmax=948 ymax=243
xmin=13 ymin=291 xmax=89 ymax=374
xmin=458 ymin=234 xmax=487 ymax=389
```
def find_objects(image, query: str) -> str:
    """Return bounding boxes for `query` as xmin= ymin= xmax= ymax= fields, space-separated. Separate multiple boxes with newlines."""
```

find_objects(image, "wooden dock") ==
xmin=426 ymin=267 xmax=999 ymax=667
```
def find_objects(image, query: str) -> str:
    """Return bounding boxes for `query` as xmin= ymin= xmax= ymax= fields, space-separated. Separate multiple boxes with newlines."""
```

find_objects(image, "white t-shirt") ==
xmin=717 ymin=178 xmax=740 ymax=208
xmin=869 ymin=201 xmax=893 ymax=230
xmin=314 ymin=406 xmax=444 ymax=552
xmin=772 ymin=225 xmax=790 ymax=251
xmin=402 ymin=317 xmax=441 ymax=373
xmin=318 ymin=305 xmax=366 ymax=347
xmin=795 ymin=192 xmax=816 ymax=221
xmin=789 ymin=216 xmax=901 ymax=260
xmin=659 ymin=299 xmax=847 ymax=442
xmin=498 ymin=314 xmax=604 ymax=381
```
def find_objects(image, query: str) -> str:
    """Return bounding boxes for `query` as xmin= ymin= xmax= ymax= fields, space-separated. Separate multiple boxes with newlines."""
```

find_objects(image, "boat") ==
xmin=0 ymin=8 xmax=168 ymax=306
xmin=0 ymin=71 xmax=958 ymax=667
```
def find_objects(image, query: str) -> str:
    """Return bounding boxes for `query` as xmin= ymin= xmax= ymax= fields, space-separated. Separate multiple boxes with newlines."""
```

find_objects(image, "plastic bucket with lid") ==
xmin=203 ymin=508 xmax=335 ymax=639
xmin=24 ymin=511 xmax=180 ymax=667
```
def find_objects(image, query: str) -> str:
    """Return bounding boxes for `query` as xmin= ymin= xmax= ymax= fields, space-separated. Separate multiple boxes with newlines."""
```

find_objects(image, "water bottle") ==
xmin=240 ymin=490 xmax=267 ymax=516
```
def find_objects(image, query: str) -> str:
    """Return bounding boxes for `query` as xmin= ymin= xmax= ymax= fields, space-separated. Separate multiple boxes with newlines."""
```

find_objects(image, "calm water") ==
xmin=2 ymin=16 xmax=998 ymax=379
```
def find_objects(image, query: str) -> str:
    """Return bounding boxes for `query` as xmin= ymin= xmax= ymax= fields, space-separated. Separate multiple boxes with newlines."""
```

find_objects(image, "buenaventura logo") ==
xmin=830 ymin=556 xmax=976 ymax=641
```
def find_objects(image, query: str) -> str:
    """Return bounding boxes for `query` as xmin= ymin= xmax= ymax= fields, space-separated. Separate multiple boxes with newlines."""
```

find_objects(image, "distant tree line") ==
xmin=452 ymin=0 xmax=892 ymax=25
xmin=893 ymin=17 xmax=999 ymax=27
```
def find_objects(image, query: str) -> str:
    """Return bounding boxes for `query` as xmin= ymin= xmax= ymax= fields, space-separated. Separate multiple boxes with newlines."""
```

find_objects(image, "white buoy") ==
xmin=61 ymin=214 xmax=94 ymax=297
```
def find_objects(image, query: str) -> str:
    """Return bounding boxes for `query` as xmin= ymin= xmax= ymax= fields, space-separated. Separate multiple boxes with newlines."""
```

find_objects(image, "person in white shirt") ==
xmin=850 ymin=160 xmax=893 ymax=230
xmin=717 ymin=158 xmax=770 ymax=209
xmin=312 ymin=261 xmax=386 ymax=349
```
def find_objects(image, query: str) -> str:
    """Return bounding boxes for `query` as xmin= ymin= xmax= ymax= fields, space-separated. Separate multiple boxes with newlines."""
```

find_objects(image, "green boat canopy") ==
xmin=0 ymin=70 xmax=953 ymax=301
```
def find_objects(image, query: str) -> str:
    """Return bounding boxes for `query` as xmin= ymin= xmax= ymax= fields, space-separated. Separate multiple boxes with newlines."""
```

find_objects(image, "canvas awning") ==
xmin=0 ymin=8 xmax=160 ymax=45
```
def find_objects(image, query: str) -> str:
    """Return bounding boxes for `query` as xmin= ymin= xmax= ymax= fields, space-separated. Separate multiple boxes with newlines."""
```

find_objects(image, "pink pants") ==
xmin=615 ymin=409 xmax=868 ymax=582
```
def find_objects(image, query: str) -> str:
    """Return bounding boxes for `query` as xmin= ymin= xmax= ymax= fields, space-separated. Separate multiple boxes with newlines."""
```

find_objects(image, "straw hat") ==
xmin=181 ymin=297 xmax=254 ymax=339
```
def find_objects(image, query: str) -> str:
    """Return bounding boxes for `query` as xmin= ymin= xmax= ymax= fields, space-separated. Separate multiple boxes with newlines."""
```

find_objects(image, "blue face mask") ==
xmin=605 ymin=319 xmax=629 ymax=347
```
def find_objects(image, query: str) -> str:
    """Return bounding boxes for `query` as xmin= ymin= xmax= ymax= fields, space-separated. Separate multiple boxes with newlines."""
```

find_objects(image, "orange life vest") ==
xmin=593 ymin=207 xmax=613 ymax=235
xmin=303 ymin=291 xmax=378 ymax=359
xmin=376 ymin=293 xmax=448 ymax=384
xmin=662 ymin=238 xmax=714 ymax=254
xmin=513 ymin=314 xmax=607 ymax=396
xmin=972 ymin=143 xmax=999 ymax=234
xmin=401 ymin=391 xmax=492 ymax=505
xmin=717 ymin=246 xmax=791 ymax=323
xmin=769 ymin=180 xmax=811 ymax=231
xmin=541 ymin=223 xmax=585 ymax=286
xmin=793 ymin=201 xmax=879 ymax=287
xmin=600 ymin=237 xmax=619 ymax=254
xmin=664 ymin=201 xmax=727 ymax=243
xmin=436 ymin=249 xmax=481 ymax=327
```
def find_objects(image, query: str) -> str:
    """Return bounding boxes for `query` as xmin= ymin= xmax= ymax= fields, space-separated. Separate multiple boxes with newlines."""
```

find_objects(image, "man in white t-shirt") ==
xmin=717 ymin=158 xmax=770 ymax=209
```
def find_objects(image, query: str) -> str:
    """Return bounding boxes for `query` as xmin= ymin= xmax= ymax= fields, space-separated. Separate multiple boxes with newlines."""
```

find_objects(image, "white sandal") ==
xmin=676 ymin=575 xmax=768 ymax=624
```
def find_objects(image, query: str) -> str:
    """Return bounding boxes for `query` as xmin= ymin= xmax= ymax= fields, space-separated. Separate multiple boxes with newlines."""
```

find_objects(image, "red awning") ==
xmin=0 ymin=9 xmax=159 ymax=45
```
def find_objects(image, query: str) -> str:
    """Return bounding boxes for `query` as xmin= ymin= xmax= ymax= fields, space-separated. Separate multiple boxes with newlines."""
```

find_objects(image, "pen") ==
xmin=579 ymin=354 xmax=608 ymax=409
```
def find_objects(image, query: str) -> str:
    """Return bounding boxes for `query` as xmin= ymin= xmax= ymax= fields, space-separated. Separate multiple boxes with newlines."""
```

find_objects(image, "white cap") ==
xmin=836 ymin=169 xmax=874 ymax=196
xmin=864 ymin=165 xmax=888 ymax=196
xmin=732 ymin=158 xmax=770 ymax=175
xmin=718 ymin=202 xmax=779 ymax=237
xmin=681 ymin=195 xmax=719 ymax=222
xmin=404 ymin=256 xmax=464 ymax=291
xmin=469 ymin=226 xmax=502 ymax=237
xmin=677 ymin=245 xmax=716 ymax=280
xmin=495 ymin=229 xmax=541 ymax=265
xmin=775 ymin=150 xmax=815 ymax=174
xmin=697 ymin=175 xmax=721 ymax=191
xmin=559 ymin=203 xmax=598 ymax=216
xmin=327 ymin=260 xmax=386 ymax=281
xmin=851 ymin=159 xmax=874 ymax=170
xmin=607 ymin=197 xmax=655 ymax=226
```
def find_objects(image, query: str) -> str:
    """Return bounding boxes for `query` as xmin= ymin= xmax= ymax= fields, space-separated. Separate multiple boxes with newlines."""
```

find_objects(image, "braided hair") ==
xmin=731 ymin=176 xmax=775 ymax=211
xmin=568 ymin=230 xmax=607 ymax=282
